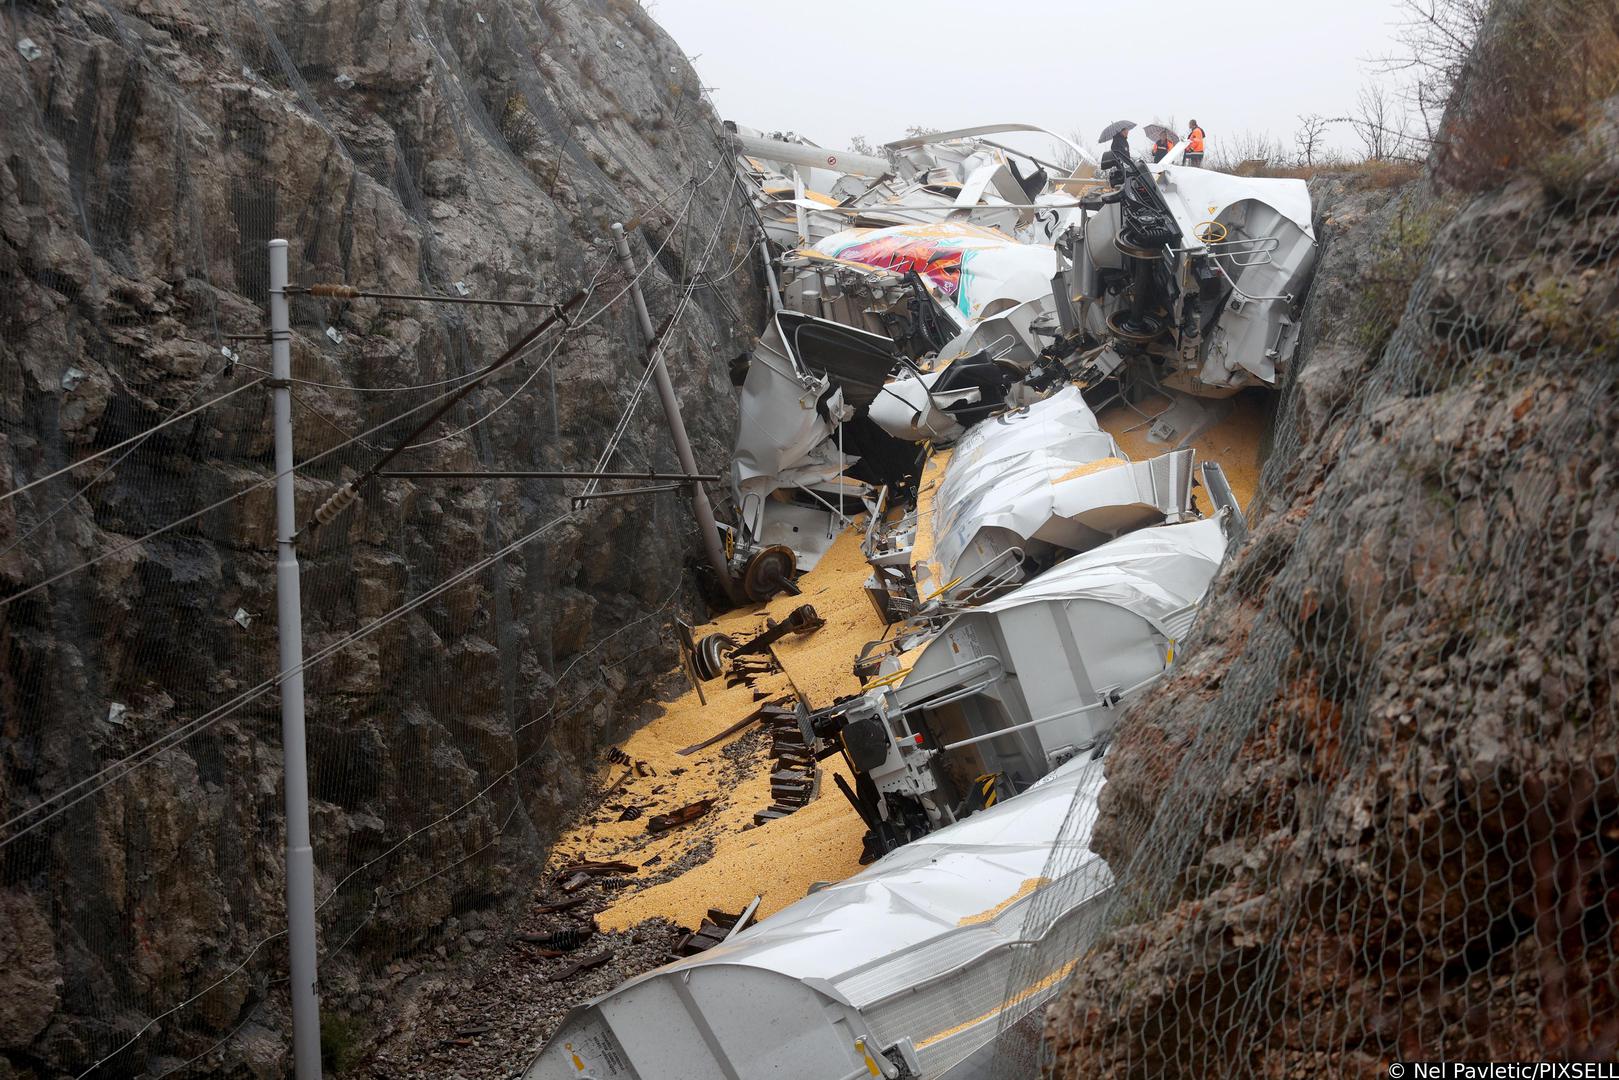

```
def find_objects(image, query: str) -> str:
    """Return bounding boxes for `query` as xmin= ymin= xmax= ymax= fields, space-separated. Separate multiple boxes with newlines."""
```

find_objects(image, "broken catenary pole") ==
xmin=610 ymin=221 xmax=740 ymax=603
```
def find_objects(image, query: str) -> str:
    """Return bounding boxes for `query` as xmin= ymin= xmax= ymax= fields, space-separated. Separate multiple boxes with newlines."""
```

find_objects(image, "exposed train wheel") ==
xmin=1114 ymin=233 xmax=1162 ymax=260
xmin=1107 ymin=310 xmax=1167 ymax=342
xmin=692 ymin=633 xmax=734 ymax=681
xmin=742 ymin=545 xmax=797 ymax=602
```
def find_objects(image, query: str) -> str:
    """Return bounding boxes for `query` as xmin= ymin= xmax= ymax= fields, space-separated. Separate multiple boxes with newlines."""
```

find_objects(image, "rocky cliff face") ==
xmin=0 ymin=1 xmax=761 ymax=1075
xmin=1045 ymin=104 xmax=1619 ymax=1075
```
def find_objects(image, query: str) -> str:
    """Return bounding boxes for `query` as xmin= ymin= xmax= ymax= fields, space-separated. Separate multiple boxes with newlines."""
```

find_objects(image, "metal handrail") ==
xmin=1212 ymin=257 xmax=1296 ymax=304
xmin=934 ymin=546 xmax=1026 ymax=608
xmin=890 ymin=654 xmax=1004 ymax=710
xmin=861 ymin=484 xmax=889 ymax=559
xmin=950 ymin=566 xmax=1022 ymax=607
xmin=905 ymin=674 xmax=1007 ymax=713
xmin=1172 ymin=234 xmax=1280 ymax=264
xmin=941 ymin=670 xmax=1165 ymax=752
xmin=1203 ymin=235 xmax=1280 ymax=268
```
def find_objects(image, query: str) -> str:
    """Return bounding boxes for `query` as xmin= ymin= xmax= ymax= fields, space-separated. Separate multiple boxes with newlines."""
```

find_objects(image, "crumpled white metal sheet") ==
xmin=932 ymin=388 xmax=1198 ymax=586
xmin=973 ymin=516 xmax=1230 ymax=640
xmin=1152 ymin=164 xmax=1316 ymax=241
xmin=730 ymin=312 xmax=852 ymax=513
xmin=867 ymin=369 xmax=970 ymax=443
xmin=687 ymin=752 xmax=1108 ymax=1000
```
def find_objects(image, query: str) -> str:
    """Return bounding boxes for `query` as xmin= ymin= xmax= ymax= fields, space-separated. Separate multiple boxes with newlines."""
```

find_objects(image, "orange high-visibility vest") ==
xmin=1188 ymin=127 xmax=1205 ymax=153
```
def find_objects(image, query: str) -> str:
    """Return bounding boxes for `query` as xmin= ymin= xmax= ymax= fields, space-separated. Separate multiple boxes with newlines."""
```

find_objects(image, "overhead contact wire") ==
xmin=0 ymin=376 xmax=265 ymax=505
xmin=1 ymin=361 xmax=244 ymax=560
xmin=0 ymin=509 xmax=578 ymax=845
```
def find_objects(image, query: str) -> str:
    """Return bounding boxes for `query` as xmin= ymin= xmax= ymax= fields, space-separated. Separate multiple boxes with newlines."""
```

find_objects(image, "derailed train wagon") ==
xmin=835 ymin=516 xmax=1230 ymax=839
xmin=526 ymin=758 xmax=1111 ymax=1080
xmin=531 ymin=761 xmax=1113 ymax=1080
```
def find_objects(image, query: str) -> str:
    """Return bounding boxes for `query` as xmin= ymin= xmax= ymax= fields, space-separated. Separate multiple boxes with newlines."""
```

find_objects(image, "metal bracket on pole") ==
xmin=609 ymin=221 xmax=741 ymax=604
xmin=570 ymin=482 xmax=690 ymax=509
xmin=759 ymin=234 xmax=784 ymax=315
xmin=269 ymin=239 xmax=325 ymax=1080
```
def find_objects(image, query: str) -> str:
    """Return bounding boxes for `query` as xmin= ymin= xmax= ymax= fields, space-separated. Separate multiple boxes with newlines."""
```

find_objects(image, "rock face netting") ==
xmin=991 ymin=105 xmax=1619 ymax=1077
xmin=0 ymin=1 xmax=760 ymax=1075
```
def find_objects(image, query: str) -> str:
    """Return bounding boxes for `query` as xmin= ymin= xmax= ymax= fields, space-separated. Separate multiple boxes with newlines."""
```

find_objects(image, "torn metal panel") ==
xmin=730 ymin=312 xmax=842 ymax=504
xmin=934 ymin=293 xmax=1056 ymax=367
xmin=731 ymin=311 xmax=918 ymax=574
xmin=970 ymin=514 xmax=1230 ymax=632
xmin=884 ymin=121 xmax=1099 ymax=171
xmin=728 ymin=312 xmax=848 ymax=573
xmin=736 ymin=122 xmax=1093 ymax=249
xmin=867 ymin=369 xmax=971 ymax=443
xmin=920 ymin=386 xmax=1195 ymax=593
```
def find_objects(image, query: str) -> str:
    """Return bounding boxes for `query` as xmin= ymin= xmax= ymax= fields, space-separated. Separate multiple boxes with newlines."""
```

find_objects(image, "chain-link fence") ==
xmin=1 ymin=0 xmax=759 ymax=1075
xmin=989 ymin=74 xmax=1619 ymax=1080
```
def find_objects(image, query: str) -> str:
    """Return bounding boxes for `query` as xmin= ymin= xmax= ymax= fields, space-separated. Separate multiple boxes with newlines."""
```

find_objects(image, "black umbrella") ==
xmin=1098 ymin=120 xmax=1136 ymax=143
xmin=1143 ymin=123 xmax=1176 ymax=144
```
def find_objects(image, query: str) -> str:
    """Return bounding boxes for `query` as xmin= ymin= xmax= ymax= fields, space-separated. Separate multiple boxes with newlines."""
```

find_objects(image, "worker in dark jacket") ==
xmin=1185 ymin=121 xmax=1206 ymax=167
xmin=1109 ymin=125 xmax=1133 ymax=163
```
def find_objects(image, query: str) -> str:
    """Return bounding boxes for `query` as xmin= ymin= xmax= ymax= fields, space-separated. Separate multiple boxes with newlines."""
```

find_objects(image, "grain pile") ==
xmin=1096 ymin=391 xmax=1271 ymax=514
xmin=1054 ymin=456 xmax=1128 ymax=482
xmin=909 ymin=447 xmax=954 ymax=592
xmin=599 ymin=753 xmax=865 ymax=929
xmin=547 ymin=529 xmax=883 ymax=934
xmin=741 ymin=527 xmax=890 ymax=707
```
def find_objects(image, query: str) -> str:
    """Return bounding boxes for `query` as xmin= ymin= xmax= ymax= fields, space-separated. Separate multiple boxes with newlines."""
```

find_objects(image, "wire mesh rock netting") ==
xmin=1 ymin=0 xmax=758 ymax=1075
xmin=990 ymin=103 xmax=1619 ymax=1077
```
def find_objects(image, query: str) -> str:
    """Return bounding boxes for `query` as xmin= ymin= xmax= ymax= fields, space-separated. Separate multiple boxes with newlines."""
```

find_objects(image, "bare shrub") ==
xmin=1347 ymin=82 xmax=1424 ymax=162
xmin=1293 ymin=113 xmax=1332 ymax=168
xmin=498 ymin=92 xmax=542 ymax=155
xmin=1381 ymin=0 xmax=1493 ymax=138
xmin=1209 ymin=129 xmax=1287 ymax=173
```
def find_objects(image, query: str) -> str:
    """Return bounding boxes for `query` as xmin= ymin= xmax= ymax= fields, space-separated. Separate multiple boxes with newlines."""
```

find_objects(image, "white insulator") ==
xmin=313 ymin=483 xmax=360 ymax=526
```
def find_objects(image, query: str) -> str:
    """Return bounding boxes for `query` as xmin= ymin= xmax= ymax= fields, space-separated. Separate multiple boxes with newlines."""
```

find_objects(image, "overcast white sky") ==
xmin=648 ymin=0 xmax=1413 ymax=161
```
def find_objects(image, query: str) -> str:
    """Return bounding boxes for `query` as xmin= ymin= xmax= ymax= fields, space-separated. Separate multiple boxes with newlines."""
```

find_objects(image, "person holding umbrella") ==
xmin=1145 ymin=123 xmax=1178 ymax=162
xmin=1099 ymin=120 xmax=1136 ymax=167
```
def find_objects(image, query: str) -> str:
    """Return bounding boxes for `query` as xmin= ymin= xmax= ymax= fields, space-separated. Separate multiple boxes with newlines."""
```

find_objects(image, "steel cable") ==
xmin=0 ymin=375 xmax=265 ymax=506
